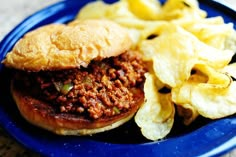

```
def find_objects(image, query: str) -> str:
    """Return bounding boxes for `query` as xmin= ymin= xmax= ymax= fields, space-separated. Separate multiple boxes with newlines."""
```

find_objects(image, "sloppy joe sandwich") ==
xmin=2 ymin=19 xmax=147 ymax=135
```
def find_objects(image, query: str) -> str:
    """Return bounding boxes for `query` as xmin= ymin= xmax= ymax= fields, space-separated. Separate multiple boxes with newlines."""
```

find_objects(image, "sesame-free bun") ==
xmin=2 ymin=19 xmax=132 ymax=71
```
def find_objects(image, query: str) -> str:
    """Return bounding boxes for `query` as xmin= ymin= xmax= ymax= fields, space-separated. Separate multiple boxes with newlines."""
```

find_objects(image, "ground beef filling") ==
xmin=19 ymin=52 xmax=147 ymax=120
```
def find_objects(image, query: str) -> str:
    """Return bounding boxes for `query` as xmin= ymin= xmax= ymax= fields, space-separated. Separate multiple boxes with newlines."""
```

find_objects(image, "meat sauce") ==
xmin=17 ymin=52 xmax=147 ymax=120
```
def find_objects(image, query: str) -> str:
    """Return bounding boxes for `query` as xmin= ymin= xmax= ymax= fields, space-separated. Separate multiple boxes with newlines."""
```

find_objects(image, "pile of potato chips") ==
xmin=76 ymin=0 xmax=236 ymax=140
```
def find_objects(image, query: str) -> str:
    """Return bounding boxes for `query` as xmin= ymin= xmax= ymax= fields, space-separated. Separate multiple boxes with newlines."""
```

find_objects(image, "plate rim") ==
xmin=0 ymin=0 xmax=236 ymax=156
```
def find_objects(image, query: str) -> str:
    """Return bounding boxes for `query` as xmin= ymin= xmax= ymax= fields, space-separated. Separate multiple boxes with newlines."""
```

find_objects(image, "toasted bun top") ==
xmin=2 ymin=19 xmax=132 ymax=71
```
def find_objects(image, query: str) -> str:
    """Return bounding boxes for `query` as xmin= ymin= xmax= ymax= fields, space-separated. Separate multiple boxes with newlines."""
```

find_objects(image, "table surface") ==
xmin=0 ymin=0 xmax=236 ymax=156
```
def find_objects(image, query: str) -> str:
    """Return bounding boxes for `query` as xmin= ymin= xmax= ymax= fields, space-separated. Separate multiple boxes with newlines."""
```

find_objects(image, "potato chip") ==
xmin=224 ymin=30 xmax=236 ymax=52
xmin=145 ymin=61 xmax=166 ymax=90
xmin=126 ymin=28 xmax=141 ymax=48
xmin=197 ymin=47 xmax=234 ymax=69
xmin=135 ymin=73 xmax=175 ymax=140
xmin=77 ymin=1 xmax=137 ymax=20
xmin=140 ymin=23 xmax=234 ymax=87
xmin=140 ymin=24 xmax=198 ymax=87
xmin=157 ymin=0 xmax=206 ymax=21
xmin=175 ymin=15 xmax=225 ymax=26
xmin=190 ymin=81 xmax=236 ymax=119
xmin=113 ymin=18 xmax=151 ymax=29
xmin=176 ymin=104 xmax=199 ymax=125
xmin=125 ymin=0 xmax=161 ymax=20
xmin=172 ymin=81 xmax=195 ymax=105
xmin=76 ymin=1 xmax=108 ymax=19
xmin=140 ymin=21 xmax=169 ymax=41
xmin=179 ymin=17 xmax=236 ymax=51
xmin=194 ymin=63 xmax=232 ymax=88
xmin=221 ymin=63 xmax=236 ymax=79
xmin=172 ymin=70 xmax=207 ymax=108
xmin=173 ymin=65 xmax=235 ymax=119
xmin=171 ymin=72 xmax=201 ymax=126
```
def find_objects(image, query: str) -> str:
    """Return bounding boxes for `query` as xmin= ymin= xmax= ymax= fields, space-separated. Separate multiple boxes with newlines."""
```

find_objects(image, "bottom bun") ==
xmin=11 ymin=79 xmax=144 ymax=135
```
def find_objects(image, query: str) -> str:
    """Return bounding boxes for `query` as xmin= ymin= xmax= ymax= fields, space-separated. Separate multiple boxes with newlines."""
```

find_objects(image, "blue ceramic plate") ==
xmin=0 ymin=0 xmax=235 ymax=156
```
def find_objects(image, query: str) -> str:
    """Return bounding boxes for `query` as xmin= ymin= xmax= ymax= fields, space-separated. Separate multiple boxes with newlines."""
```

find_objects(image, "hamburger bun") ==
xmin=3 ymin=19 xmax=146 ymax=135
xmin=2 ymin=19 xmax=132 ymax=71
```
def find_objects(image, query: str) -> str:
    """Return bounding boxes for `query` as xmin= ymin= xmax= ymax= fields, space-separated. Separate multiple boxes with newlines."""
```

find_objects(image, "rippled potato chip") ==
xmin=140 ymin=24 xmax=198 ymax=87
xmin=135 ymin=73 xmax=175 ymax=140
xmin=172 ymin=71 xmax=204 ymax=125
xmin=76 ymin=1 xmax=107 ymax=19
xmin=77 ymin=1 xmax=135 ymax=20
xmin=222 ymin=63 xmax=236 ymax=79
xmin=140 ymin=24 xmax=234 ymax=87
xmin=157 ymin=0 xmax=206 ymax=21
xmin=194 ymin=63 xmax=232 ymax=88
xmin=197 ymin=47 xmax=234 ymax=69
xmin=173 ymin=64 xmax=236 ymax=119
xmin=179 ymin=17 xmax=236 ymax=51
xmin=176 ymin=104 xmax=199 ymax=125
xmin=191 ymin=81 xmax=236 ymax=119
xmin=126 ymin=0 xmax=161 ymax=20
xmin=172 ymin=74 xmax=202 ymax=105
xmin=171 ymin=70 xmax=202 ymax=125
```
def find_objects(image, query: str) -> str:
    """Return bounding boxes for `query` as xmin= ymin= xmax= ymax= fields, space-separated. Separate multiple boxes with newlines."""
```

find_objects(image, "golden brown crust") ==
xmin=2 ymin=20 xmax=132 ymax=71
xmin=11 ymin=79 xmax=143 ymax=135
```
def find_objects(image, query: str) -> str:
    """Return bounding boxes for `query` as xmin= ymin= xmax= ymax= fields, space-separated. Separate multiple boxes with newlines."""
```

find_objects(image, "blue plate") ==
xmin=0 ymin=0 xmax=236 ymax=156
